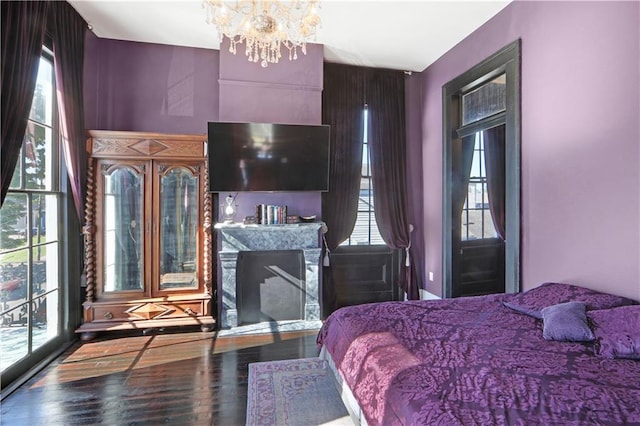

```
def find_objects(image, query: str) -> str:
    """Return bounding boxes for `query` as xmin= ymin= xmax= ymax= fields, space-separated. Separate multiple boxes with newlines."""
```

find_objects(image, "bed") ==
xmin=317 ymin=283 xmax=640 ymax=425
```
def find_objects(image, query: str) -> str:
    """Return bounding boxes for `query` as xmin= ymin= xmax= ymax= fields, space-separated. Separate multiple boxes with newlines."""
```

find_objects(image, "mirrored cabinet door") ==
xmin=156 ymin=164 xmax=200 ymax=291
xmin=101 ymin=164 xmax=145 ymax=293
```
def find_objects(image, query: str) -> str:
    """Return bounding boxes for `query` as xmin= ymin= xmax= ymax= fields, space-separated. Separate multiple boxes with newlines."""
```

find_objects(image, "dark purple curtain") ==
xmin=483 ymin=124 xmax=506 ymax=240
xmin=1 ymin=1 xmax=48 ymax=206
xmin=50 ymin=1 xmax=87 ymax=220
xmin=453 ymin=135 xmax=476 ymax=235
xmin=367 ymin=69 xmax=418 ymax=299
xmin=321 ymin=63 xmax=366 ymax=315
xmin=321 ymin=63 xmax=366 ymax=249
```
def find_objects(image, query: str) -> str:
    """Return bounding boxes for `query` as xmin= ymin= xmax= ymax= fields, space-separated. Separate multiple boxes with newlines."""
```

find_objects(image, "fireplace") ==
xmin=215 ymin=223 xmax=323 ymax=333
xmin=236 ymin=250 xmax=305 ymax=325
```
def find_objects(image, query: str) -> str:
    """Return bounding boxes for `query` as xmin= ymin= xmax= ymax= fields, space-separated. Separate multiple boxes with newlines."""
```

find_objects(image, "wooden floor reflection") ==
xmin=1 ymin=328 xmax=320 ymax=425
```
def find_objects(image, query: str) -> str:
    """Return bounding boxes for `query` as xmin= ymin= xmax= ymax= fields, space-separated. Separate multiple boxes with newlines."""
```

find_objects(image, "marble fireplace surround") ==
xmin=215 ymin=222 xmax=323 ymax=335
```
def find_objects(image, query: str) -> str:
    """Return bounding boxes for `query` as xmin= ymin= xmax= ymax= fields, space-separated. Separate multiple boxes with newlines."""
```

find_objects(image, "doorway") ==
xmin=443 ymin=40 xmax=521 ymax=298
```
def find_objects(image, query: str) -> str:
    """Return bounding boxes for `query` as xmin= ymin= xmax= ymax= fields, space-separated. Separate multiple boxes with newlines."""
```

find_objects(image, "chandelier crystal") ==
xmin=203 ymin=1 xmax=322 ymax=68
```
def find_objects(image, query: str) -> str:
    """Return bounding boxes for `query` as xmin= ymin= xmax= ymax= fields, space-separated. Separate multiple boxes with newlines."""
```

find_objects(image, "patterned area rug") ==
xmin=246 ymin=357 xmax=352 ymax=425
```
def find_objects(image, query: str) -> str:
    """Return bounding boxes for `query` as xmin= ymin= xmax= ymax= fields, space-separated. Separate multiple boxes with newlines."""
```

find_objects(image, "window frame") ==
xmin=1 ymin=44 xmax=70 ymax=392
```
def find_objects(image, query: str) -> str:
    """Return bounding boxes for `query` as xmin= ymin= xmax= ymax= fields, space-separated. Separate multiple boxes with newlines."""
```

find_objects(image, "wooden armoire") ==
xmin=76 ymin=130 xmax=215 ymax=340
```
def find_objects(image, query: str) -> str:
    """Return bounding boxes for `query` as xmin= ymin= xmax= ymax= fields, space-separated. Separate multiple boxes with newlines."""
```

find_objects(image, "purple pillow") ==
xmin=541 ymin=301 xmax=595 ymax=342
xmin=503 ymin=282 xmax=637 ymax=319
xmin=588 ymin=305 xmax=640 ymax=359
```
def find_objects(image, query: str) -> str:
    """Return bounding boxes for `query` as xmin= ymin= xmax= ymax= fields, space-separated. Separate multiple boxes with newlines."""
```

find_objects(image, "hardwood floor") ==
xmin=1 ymin=328 xmax=321 ymax=425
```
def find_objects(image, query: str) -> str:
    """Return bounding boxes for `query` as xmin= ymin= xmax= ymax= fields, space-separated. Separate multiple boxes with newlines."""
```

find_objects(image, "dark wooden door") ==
xmin=450 ymin=126 xmax=506 ymax=298
xmin=443 ymin=41 xmax=521 ymax=298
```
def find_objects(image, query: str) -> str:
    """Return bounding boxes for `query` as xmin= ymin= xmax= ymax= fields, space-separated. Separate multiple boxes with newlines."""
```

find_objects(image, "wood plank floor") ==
xmin=1 ymin=328 xmax=321 ymax=425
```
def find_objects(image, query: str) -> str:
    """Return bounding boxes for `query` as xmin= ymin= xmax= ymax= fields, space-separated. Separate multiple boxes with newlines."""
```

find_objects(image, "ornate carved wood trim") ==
xmin=88 ymin=130 xmax=206 ymax=160
xmin=156 ymin=163 xmax=201 ymax=176
xmin=203 ymin=160 xmax=213 ymax=296
xmin=83 ymin=158 xmax=96 ymax=304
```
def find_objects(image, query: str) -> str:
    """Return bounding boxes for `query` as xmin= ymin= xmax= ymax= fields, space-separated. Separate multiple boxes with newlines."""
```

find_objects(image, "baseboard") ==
xmin=419 ymin=289 xmax=441 ymax=300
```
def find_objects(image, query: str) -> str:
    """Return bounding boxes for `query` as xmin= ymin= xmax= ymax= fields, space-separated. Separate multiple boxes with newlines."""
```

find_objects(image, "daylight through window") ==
xmin=0 ymin=52 xmax=62 ymax=372
xmin=461 ymin=131 xmax=498 ymax=241
xmin=343 ymin=107 xmax=384 ymax=246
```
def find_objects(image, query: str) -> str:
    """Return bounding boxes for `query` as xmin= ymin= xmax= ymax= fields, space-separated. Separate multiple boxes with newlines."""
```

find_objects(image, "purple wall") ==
xmin=218 ymin=39 xmax=323 ymax=124
xmin=405 ymin=73 xmax=426 ymax=292
xmin=83 ymin=34 xmax=219 ymax=134
xmin=420 ymin=1 xmax=640 ymax=300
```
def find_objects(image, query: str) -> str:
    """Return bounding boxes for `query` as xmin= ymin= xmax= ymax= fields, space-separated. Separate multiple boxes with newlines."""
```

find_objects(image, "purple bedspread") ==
xmin=317 ymin=294 xmax=640 ymax=425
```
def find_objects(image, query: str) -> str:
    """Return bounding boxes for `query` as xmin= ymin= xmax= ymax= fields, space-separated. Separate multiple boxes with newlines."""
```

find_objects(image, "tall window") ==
xmin=343 ymin=107 xmax=384 ymax=245
xmin=0 ymin=50 xmax=62 ymax=372
xmin=461 ymin=131 xmax=498 ymax=240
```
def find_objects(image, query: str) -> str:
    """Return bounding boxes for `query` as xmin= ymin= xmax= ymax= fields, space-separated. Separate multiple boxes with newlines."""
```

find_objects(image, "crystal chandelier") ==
xmin=203 ymin=1 xmax=321 ymax=68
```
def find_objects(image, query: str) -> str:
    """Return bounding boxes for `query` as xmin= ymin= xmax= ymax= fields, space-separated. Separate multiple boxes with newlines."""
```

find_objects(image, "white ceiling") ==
xmin=68 ymin=0 xmax=511 ymax=72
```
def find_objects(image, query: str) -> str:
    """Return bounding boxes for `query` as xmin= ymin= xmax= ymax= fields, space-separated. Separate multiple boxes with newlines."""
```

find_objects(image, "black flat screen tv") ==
xmin=207 ymin=122 xmax=330 ymax=192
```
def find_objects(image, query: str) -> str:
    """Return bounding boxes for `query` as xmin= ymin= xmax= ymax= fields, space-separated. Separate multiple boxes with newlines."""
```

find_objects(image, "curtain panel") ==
xmin=483 ymin=124 xmax=506 ymax=240
xmin=51 ymin=1 xmax=88 ymax=220
xmin=1 ymin=1 xmax=87 ymax=219
xmin=367 ymin=69 xmax=418 ymax=299
xmin=321 ymin=63 xmax=367 ymax=249
xmin=1 ymin=1 xmax=49 ymax=206
xmin=452 ymin=135 xmax=476 ymax=226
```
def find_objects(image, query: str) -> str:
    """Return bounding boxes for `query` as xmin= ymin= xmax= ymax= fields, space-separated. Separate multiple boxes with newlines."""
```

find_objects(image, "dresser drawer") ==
xmin=91 ymin=303 xmax=137 ymax=322
xmin=89 ymin=300 xmax=208 ymax=322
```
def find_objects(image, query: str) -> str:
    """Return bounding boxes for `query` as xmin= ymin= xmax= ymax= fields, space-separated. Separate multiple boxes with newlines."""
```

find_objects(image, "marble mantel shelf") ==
xmin=214 ymin=222 xmax=325 ymax=229
xmin=216 ymin=222 xmax=324 ymax=331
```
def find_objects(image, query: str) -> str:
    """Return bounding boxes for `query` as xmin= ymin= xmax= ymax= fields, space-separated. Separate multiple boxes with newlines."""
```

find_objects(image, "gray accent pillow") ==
xmin=541 ymin=301 xmax=595 ymax=342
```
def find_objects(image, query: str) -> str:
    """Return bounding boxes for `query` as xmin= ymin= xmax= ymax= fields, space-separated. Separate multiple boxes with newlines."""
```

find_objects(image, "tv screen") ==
xmin=207 ymin=122 xmax=330 ymax=192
